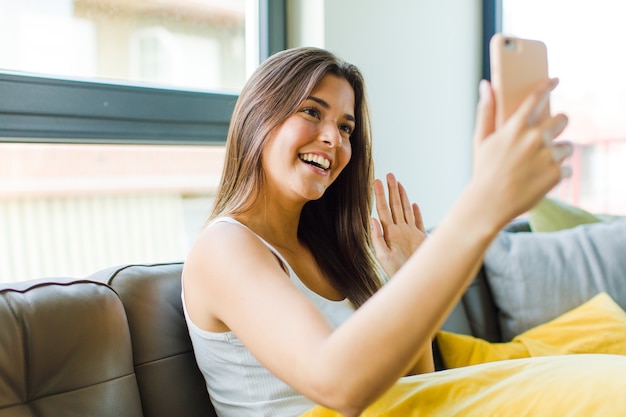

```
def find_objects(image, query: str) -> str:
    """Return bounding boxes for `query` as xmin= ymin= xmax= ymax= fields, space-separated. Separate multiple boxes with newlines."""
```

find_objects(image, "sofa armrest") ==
xmin=0 ymin=278 xmax=143 ymax=416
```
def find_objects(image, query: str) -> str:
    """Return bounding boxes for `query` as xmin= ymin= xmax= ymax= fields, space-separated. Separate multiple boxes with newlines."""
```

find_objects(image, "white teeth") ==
xmin=299 ymin=153 xmax=330 ymax=170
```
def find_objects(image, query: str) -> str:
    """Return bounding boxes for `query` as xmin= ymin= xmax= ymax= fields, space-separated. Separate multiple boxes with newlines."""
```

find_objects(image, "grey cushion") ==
xmin=484 ymin=220 xmax=626 ymax=341
xmin=440 ymin=268 xmax=502 ymax=342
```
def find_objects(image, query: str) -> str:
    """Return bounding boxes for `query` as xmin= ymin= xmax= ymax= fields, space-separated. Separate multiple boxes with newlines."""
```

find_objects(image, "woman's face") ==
xmin=261 ymin=74 xmax=355 ymax=203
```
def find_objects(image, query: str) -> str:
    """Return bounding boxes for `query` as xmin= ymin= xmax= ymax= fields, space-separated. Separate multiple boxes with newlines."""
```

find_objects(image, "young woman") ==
xmin=182 ymin=47 xmax=573 ymax=416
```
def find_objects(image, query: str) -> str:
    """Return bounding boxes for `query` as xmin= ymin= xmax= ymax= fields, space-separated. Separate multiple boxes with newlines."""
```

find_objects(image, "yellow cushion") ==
xmin=300 ymin=293 xmax=626 ymax=416
xmin=437 ymin=292 xmax=626 ymax=369
xmin=301 ymin=354 xmax=626 ymax=416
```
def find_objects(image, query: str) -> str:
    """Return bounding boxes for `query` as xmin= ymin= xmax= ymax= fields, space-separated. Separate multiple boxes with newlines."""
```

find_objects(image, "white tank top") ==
xmin=182 ymin=217 xmax=355 ymax=417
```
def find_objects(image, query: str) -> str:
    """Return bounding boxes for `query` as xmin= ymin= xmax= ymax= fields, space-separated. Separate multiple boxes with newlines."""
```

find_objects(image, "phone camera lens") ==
xmin=504 ymin=38 xmax=517 ymax=52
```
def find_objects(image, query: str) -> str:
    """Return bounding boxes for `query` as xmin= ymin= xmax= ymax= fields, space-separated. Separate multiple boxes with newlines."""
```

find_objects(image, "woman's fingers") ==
xmin=561 ymin=165 xmax=573 ymax=179
xmin=385 ymin=173 xmax=405 ymax=224
xmin=550 ymin=141 xmax=574 ymax=179
xmin=397 ymin=182 xmax=415 ymax=225
xmin=503 ymin=77 xmax=572 ymax=178
xmin=373 ymin=173 xmax=424 ymax=236
xmin=371 ymin=175 xmax=428 ymax=277
xmin=541 ymin=114 xmax=568 ymax=146
xmin=550 ymin=141 xmax=573 ymax=162
xmin=378 ymin=173 xmax=414 ymax=225
xmin=513 ymin=77 xmax=559 ymax=128
xmin=472 ymin=80 xmax=496 ymax=146
xmin=374 ymin=178 xmax=392 ymax=225
xmin=412 ymin=202 xmax=425 ymax=233
xmin=370 ymin=218 xmax=386 ymax=251
xmin=536 ymin=112 xmax=573 ymax=178
xmin=470 ymin=76 xmax=575 ymax=223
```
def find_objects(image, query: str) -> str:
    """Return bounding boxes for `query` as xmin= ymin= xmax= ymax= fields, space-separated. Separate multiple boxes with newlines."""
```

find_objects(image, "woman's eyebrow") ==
xmin=307 ymin=95 xmax=356 ymax=122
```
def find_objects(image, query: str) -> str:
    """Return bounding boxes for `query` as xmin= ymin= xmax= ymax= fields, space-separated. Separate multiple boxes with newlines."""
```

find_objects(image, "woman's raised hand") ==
xmin=470 ymin=78 xmax=573 ymax=227
xmin=371 ymin=173 xmax=427 ymax=277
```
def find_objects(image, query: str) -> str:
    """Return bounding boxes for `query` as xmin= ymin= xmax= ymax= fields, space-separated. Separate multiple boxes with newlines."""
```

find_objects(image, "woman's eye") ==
xmin=302 ymin=107 xmax=320 ymax=118
xmin=340 ymin=124 xmax=354 ymax=135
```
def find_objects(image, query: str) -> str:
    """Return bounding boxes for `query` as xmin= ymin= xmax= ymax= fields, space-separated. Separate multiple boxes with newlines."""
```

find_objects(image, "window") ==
xmin=487 ymin=0 xmax=626 ymax=215
xmin=2 ymin=0 xmax=255 ymax=91
xmin=0 ymin=0 xmax=286 ymax=282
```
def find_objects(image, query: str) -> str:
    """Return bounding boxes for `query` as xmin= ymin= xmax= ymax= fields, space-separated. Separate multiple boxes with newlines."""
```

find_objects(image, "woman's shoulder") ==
xmin=182 ymin=218 xmax=262 ymax=331
xmin=184 ymin=216 xmax=279 ymax=279
xmin=182 ymin=216 xmax=280 ymax=323
xmin=189 ymin=217 xmax=255 ymax=259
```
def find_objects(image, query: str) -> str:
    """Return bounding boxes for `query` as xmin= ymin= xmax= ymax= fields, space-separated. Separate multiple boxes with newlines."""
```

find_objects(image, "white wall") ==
xmin=287 ymin=0 xmax=482 ymax=227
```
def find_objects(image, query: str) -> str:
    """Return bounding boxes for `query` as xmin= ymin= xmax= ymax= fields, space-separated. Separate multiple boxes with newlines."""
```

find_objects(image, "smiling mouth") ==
xmin=299 ymin=153 xmax=330 ymax=170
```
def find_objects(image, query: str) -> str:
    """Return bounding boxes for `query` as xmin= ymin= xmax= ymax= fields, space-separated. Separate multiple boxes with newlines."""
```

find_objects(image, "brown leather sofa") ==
xmin=0 ymin=222 xmax=531 ymax=416
xmin=0 ymin=263 xmax=216 ymax=417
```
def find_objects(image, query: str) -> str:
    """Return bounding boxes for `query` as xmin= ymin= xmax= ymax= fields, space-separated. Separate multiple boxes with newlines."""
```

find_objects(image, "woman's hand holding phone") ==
xmin=470 ymin=76 xmax=573 ymax=229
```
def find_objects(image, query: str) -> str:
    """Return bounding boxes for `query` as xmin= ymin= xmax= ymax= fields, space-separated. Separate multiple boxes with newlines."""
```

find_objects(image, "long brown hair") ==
xmin=210 ymin=47 xmax=383 ymax=307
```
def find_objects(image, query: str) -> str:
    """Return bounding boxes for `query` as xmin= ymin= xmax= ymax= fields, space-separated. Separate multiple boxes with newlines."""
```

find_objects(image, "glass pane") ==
xmin=502 ymin=0 xmax=626 ymax=214
xmin=0 ymin=143 xmax=225 ymax=282
xmin=0 ymin=0 xmax=254 ymax=91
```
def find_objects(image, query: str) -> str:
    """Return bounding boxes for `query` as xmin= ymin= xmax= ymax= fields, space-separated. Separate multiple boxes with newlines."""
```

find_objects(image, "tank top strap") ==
xmin=209 ymin=217 xmax=291 ymax=272
xmin=208 ymin=217 xmax=353 ymax=327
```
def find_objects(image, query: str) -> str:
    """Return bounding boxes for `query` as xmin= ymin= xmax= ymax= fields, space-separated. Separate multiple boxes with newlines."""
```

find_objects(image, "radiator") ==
xmin=0 ymin=193 xmax=188 ymax=282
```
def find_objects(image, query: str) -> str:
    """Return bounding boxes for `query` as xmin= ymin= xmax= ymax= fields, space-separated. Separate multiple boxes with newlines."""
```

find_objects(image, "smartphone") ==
xmin=489 ymin=33 xmax=550 ymax=128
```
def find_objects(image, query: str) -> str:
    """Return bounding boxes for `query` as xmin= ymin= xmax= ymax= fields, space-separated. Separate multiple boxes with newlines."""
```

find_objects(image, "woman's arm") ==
xmin=310 ymin=78 xmax=571 ymax=413
xmin=184 ymin=78 xmax=572 ymax=417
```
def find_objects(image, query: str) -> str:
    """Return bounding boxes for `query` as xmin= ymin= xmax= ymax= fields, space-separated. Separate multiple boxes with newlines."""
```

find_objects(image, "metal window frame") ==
xmin=482 ymin=0 xmax=502 ymax=81
xmin=0 ymin=0 xmax=286 ymax=145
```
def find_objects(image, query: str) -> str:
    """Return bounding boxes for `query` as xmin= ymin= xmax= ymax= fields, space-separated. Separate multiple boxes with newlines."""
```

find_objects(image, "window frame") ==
xmin=482 ymin=0 xmax=502 ymax=81
xmin=0 ymin=0 xmax=286 ymax=145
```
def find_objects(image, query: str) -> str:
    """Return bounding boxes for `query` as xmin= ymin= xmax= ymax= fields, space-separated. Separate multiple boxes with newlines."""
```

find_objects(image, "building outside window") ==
xmin=1 ymin=0 xmax=250 ymax=90
xmin=0 ymin=0 xmax=284 ymax=282
xmin=501 ymin=0 xmax=626 ymax=215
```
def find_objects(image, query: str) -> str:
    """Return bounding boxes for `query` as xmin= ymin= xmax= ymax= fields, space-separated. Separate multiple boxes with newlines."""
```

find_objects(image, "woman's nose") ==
xmin=320 ymin=123 xmax=342 ymax=148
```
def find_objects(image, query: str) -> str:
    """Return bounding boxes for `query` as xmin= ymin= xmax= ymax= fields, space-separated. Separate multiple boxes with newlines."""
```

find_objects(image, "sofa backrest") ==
xmin=439 ymin=218 xmax=532 ymax=342
xmin=89 ymin=263 xmax=217 ymax=417
xmin=439 ymin=266 xmax=502 ymax=341
xmin=0 ymin=279 xmax=143 ymax=417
